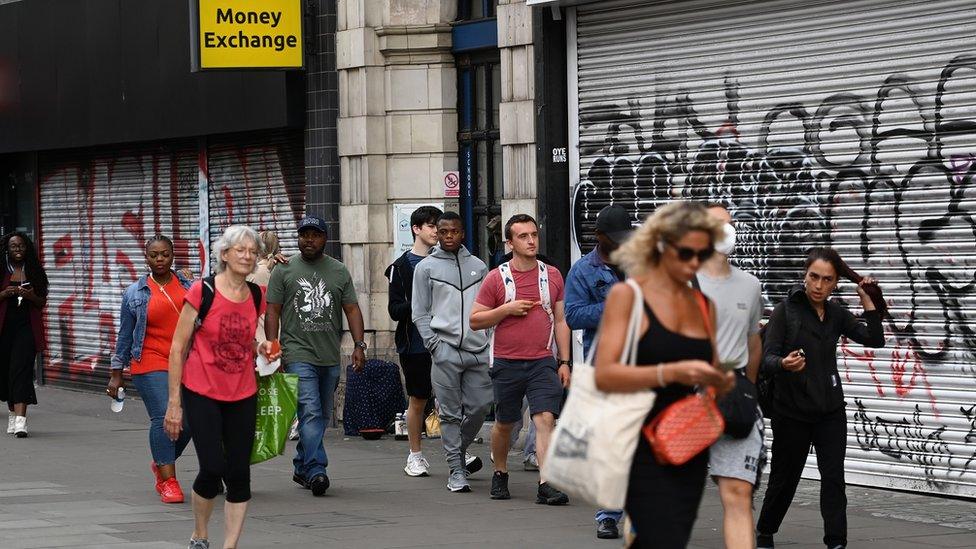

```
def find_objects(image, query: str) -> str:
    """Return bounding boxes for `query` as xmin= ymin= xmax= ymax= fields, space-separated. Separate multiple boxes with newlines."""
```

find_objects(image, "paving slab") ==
xmin=1 ymin=385 xmax=973 ymax=548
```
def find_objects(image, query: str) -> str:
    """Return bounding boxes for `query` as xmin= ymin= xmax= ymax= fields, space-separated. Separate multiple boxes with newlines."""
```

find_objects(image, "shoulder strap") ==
xmin=618 ymin=279 xmax=644 ymax=366
xmin=196 ymin=276 xmax=216 ymax=327
xmin=247 ymin=281 xmax=262 ymax=315
xmin=498 ymin=262 xmax=516 ymax=304
xmin=196 ymin=277 xmax=261 ymax=326
xmin=537 ymin=260 xmax=554 ymax=350
xmin=694 ymin=290 xmax=713 ymax=339
xmin=537 ymin=261 xmax=552 ymax=314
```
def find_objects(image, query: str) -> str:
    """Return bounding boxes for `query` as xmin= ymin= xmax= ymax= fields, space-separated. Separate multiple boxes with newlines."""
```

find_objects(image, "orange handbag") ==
xmin=641 ymin=291 xmax=725 ymax=466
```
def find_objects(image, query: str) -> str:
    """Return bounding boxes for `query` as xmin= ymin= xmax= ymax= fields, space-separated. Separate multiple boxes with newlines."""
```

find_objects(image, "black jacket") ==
xmin=762 ymin=286 xmax=884 ymax=421
xmin=386 ymin=251 xmax=423 ymax=355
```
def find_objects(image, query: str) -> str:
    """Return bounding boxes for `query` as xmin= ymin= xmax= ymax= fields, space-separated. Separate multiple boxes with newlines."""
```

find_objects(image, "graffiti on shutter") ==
xmin=206 ymin=133 xmax=305 ymax=260
xmin=39 ymin=146 xmax=200 ymax=389
xmin=573 ymin=36 xmax=976 ymax=494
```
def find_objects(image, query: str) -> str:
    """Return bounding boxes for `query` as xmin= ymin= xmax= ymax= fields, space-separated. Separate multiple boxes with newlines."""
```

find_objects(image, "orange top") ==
xmin=130 ymin=277 xmax=187 ymax=375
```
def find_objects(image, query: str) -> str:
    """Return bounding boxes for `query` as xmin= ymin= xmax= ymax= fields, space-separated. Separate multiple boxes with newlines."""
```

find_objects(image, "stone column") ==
xmin=497 ymin=0 xmax=537 ymax=223
xmin=336 ymin=0 xmax=457 ymax=359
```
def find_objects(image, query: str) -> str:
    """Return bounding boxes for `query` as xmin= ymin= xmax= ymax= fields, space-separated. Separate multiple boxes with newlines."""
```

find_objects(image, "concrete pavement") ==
xmin=0 ymin=385 xmax=973 ymax=548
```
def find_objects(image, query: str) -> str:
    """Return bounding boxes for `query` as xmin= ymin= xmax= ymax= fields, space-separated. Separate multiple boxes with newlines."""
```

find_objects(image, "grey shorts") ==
xmin=709 ymin=409 xmax=766 ymax=485
xmin=489 ymin=356 xmax=563 ymax=424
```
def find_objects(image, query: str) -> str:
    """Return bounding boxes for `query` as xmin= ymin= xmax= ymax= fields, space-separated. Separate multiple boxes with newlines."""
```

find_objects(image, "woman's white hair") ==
xmin=212 ymin=225 xmax=263 ymax=274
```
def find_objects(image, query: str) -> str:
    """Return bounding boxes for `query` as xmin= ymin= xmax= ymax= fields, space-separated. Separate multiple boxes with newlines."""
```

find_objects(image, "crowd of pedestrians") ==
xmin=0 ymin=196 xmax=888 ymax=549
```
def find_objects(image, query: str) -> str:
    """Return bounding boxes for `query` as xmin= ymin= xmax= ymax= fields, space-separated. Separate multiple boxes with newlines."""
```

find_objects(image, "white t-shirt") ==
xmin=697 ymin=267 xmax=763 ymax=370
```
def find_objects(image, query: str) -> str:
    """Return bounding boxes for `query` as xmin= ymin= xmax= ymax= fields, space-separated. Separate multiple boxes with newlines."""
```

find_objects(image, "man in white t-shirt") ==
xmin=697 ymin=203 xmax=765 ymax=549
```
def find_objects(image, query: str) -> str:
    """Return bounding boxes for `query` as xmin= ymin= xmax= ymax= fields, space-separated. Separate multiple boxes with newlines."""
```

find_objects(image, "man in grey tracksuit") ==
xmin=411 ymin=211 xmax=493 ymax=493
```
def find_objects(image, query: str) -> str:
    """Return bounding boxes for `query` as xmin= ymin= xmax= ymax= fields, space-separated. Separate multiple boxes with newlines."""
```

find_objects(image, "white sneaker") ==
xmin=6 ymin=414 xmax=14 ymax=434
xmin=13 ymin=416 xmax=27 ymax=438
xmin=404 ymin=453 xmax=430 ymax=477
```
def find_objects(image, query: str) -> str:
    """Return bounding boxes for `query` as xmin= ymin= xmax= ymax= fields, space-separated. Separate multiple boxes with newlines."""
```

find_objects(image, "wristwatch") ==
xmin=558 ymin=359 xmax=571 ymax=367
xmin=354 ymin=340 xmax=368 ymax=351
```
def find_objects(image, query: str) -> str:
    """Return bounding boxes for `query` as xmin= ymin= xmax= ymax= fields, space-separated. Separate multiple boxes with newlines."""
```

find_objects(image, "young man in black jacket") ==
xmin=385 ymin=205 xmax=442 ymax=477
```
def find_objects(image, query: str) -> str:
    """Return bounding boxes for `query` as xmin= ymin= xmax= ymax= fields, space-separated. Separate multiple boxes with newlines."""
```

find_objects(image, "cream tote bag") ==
xmin=543 ymin=279 xmax=656 ymax=509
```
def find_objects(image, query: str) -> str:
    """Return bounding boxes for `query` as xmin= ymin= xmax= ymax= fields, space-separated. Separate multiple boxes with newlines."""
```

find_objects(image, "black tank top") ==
xmin=636 ymin=299 xmax=713 ymax=423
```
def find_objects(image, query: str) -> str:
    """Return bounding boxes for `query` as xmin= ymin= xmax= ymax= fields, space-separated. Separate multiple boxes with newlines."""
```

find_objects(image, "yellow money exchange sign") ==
xmin=197 ymin=0 xmax=303 ymax=69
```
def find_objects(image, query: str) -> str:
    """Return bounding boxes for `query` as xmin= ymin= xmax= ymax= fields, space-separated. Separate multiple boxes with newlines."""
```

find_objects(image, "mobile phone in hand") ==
xmin=797 ymin=349 xmax=805 ymax=358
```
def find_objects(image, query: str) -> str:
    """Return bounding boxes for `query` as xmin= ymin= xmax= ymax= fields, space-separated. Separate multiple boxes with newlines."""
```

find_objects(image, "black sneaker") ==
xmin=596 ymin=518 xmax=619 ymax=539
xmin=490 ymin=471 xmax=511 ymax=500
xmin=756 ymin=533 xmax=774 ymax=549
xmin=535 ymin=482 xmax=569 ymax=505
xmin=293 ymin=474 xmax=310 ymax=489
xmin=309 ymin=474 xmax=330 ymax=496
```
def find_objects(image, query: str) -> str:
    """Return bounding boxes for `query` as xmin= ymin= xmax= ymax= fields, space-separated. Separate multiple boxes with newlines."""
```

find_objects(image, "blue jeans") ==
xmin=131 ymin=371 xmax=191 ymax=466
xmin=286 ymin=362 xmax=340 ymax=479
xmin=596 ymin=509 xmax=624 ymax=523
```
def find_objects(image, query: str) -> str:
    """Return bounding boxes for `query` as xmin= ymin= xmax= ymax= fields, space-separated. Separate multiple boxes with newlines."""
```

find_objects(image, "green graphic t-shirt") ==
xmin=266 ymin=254 xmax=358 ymax=367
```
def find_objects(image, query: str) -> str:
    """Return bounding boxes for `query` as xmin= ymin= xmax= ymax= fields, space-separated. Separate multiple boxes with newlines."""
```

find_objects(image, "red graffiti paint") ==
xmin=53 ymin=235 xmax=73 ymax=267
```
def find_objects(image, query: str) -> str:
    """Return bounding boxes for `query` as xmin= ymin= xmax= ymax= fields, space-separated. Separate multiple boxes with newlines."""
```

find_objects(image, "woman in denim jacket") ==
xmin=108 ymin=235 xmax=194 ymax=504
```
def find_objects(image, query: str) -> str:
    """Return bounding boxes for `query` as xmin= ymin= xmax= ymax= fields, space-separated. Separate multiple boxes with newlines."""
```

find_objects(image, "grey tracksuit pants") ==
xmin=430 ymin=344 xmax=493 ymax=471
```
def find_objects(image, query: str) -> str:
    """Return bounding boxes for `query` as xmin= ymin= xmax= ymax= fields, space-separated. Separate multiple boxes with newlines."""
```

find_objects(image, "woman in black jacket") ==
xmin=756 ymin=247 xmax=884 ymax=549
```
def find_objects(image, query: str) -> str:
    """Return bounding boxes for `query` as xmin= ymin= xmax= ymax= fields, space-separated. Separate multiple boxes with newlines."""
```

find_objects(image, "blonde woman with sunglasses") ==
xmin=594 ymin=201 xmax=734 ymax=549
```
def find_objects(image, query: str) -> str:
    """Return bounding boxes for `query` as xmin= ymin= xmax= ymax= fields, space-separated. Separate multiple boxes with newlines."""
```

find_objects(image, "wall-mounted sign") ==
xmin=191 ymin=0 xmax=304 ymax=70
xmin=552 ymin=147 xmax=567 ymax=163
xmin=443 ymin=171 xmax=460 ymax=197
xmin=393 ymin=203 xmax=445 ymax=262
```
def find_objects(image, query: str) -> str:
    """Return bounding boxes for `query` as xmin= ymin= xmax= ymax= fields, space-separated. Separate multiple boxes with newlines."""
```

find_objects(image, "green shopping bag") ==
xmin=251 ymin=372 xmax=299 ymax=464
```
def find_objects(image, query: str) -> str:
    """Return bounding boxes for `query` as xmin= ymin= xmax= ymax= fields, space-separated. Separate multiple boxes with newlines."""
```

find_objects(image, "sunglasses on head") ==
xmin=664 ymin=241 xmax=715 ymax=263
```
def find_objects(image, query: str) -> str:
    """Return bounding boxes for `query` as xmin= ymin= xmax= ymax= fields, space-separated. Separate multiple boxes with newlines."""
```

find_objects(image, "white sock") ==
xmin=409 ymin=451 xmax=424 ymax=459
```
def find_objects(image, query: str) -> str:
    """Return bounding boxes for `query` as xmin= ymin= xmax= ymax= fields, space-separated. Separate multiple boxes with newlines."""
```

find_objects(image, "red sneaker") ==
xmin=151 ymin=462 xmax=164 ymax=494
xmin=159 ymin=477 xmax=185 ymax=504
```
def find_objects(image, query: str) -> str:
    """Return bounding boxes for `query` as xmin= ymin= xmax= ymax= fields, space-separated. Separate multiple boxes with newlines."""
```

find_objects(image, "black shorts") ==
xmin=490 ymin=356 xmax=562 ymax=424
xmin=399 ymin=353 xmax=432 ymax=399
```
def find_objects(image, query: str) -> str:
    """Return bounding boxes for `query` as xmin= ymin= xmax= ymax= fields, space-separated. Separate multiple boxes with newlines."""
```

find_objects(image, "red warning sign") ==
xmin=443 ymin=171 xmax=460 ymax=198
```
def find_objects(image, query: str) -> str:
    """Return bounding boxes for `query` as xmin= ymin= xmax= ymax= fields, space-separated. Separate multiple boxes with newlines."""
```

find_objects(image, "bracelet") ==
xmin=657 ymin=364 xmax=667 ymax=387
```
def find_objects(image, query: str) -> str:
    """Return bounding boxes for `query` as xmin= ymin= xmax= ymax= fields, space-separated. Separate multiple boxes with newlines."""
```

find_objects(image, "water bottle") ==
xmin=110 ymin=387 xmax=125 ymax=413
xmin=394 ymin=412 xmax=408 ymax=440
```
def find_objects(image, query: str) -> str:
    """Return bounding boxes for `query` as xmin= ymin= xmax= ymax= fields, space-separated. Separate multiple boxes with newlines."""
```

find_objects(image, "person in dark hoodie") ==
xmin=385 ymin=205 xmax=442 ymax=477
xmin=412 ymin=211 xmax=492 ymax=493
xmin=756 ymin=247 xmax=885 ymax=549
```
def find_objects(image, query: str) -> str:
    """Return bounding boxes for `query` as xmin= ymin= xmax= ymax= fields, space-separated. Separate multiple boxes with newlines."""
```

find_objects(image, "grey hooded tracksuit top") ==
xmin=411 ymin=244 xmax=493 ymax=470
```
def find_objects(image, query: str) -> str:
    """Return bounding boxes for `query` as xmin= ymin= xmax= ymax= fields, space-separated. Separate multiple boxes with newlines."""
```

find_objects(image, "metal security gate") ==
xmin=570 ymin=0 xmax=976 ymax=497
xmin=38 ymin=143 xmax=201 ymax=391
xmin=205 ymin=130 xmax=305 ymax=261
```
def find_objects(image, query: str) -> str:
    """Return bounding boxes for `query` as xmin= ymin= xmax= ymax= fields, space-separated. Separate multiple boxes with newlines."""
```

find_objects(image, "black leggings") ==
xmin=625 ymin=435 xmax=708 ymax=549
xmin=182 ymin=386 xmax=256 ymax=503
xmin=757 ymin=410 xmax=848 ymax=547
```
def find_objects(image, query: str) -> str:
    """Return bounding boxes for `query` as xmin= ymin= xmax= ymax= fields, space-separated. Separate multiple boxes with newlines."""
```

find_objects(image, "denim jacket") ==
xmin=564 ymin=248 xmax=623 ymax=356
xmin=111 ymin=272 xmax=193 ymax=371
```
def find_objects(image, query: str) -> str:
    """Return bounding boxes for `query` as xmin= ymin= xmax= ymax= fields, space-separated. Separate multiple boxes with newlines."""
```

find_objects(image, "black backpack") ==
xmin=757 ymin=300 xmax=799 ymax=418
xmin=194 ymin=275 xmax=263 ymax=327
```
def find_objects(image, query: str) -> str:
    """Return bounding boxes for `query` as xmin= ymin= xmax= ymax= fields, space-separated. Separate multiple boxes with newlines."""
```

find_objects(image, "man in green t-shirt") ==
xmin=265 ymin=216 xmax=366 ymax=497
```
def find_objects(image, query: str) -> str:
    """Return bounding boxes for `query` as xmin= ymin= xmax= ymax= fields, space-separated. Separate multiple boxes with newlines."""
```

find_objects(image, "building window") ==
xmin=459 ymin=0 xmax=496 ymax=21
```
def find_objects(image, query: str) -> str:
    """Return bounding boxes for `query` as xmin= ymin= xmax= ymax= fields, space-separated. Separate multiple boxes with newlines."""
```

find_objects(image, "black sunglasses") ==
xmin=665 ymin=242 xmax=715 ymax=263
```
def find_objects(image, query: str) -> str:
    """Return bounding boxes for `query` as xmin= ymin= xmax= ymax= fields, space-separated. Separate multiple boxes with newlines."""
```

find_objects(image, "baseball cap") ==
xmin=595 ymin=205 xmax=634 ymax=244
xmin=297 ymin=216 xmax=328 ymax=235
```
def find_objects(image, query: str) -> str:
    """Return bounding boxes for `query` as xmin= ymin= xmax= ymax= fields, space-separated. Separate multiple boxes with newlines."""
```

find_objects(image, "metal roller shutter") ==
xmin=38 ymin=142 xmax=201 ymax=391
xmin=571 ymin=0 xmax=976 ymax=496
xmin=205 ymin=130 xmax=305 ymax=263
